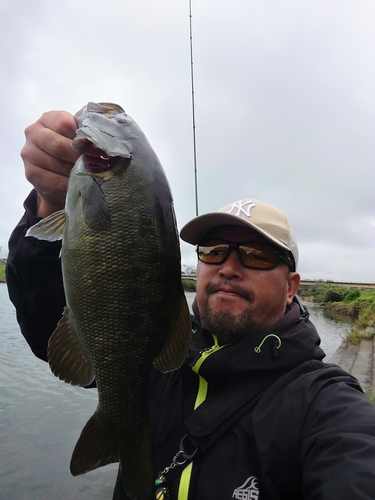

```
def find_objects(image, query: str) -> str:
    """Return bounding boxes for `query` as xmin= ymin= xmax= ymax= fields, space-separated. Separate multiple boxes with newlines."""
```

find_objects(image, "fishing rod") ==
xmin=189 ymin=0 xmax=199 ymax=216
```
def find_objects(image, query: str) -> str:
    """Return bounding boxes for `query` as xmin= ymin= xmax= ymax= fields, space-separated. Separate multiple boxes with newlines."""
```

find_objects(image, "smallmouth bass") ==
xmin=27 ymin=102 xmax=191 ymax=500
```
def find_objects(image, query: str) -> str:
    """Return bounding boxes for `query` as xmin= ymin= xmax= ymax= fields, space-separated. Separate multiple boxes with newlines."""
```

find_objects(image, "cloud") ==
xmin=1 ymin=0 xmax=374 ymax=281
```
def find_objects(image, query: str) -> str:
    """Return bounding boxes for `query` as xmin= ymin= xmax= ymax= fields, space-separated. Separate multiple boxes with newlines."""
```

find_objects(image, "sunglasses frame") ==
xmin=196 ymin=241 xmax=295 ymax=271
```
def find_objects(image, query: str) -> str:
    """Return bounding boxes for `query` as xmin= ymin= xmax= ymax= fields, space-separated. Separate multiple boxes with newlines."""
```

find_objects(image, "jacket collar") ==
xmin=188 ymin=297 xmax=325 ymax=382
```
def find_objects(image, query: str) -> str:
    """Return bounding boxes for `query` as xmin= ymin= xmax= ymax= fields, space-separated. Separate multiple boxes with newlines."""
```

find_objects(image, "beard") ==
xmin=199 ymin=300 xmax=270 ymax=345
xmin=198 ymin=279 xmax=288 ymax=345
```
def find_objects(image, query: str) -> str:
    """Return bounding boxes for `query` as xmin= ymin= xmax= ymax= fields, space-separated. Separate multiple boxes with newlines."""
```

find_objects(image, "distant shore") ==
xmin=2 ymin=262 xmax=373 ymax=341
xmin=0 ymin=262 xmax=198 ymax=289
xmin=0 ymin=261 xmax=5 ymax=283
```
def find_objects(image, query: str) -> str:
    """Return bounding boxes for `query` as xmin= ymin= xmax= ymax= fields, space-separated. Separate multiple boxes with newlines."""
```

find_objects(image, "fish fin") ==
xmin=70 ymin=412 xmax=118 ymax=475
xmin=48 ymin=307 xmax=95 ymax=386
xmin=153 ymin=293 xmax=191 ymax=373
xmin=71 ymin=414 xmax=155 ymax=500
xmin=81 ymin=179 xmax=111 ymax=230
xmin=25 ymin=209 xmax=66 ymax=241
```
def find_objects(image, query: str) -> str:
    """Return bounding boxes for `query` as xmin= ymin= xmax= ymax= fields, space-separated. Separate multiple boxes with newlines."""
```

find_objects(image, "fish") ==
xmin=26 ymin=102 xmax=192 ymax=500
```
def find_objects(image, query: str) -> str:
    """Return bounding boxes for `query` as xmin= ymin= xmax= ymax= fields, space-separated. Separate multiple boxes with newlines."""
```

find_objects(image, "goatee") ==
xmin=200 ymin=302 xmax=268 ymax=345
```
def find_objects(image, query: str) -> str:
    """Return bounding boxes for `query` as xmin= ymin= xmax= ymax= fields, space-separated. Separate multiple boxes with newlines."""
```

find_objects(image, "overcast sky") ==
xmin=1 ymin=0 xmax=374 ymax=282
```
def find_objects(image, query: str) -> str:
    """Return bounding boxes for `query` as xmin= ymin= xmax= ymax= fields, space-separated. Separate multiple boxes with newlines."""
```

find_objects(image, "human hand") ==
xmin=21 ymin=111 xmax=80 ymax=218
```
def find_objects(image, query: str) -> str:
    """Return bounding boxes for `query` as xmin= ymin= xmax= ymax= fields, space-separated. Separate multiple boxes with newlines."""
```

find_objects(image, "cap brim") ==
xmin=180 ymin=212 xmax=287 ymax=250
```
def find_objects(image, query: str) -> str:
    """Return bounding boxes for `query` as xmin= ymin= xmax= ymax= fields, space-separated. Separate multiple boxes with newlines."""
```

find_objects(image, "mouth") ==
xmin=208 ymin=282 xmax=250 ymax=301
xmin=75 ymin=140 xmax=123 ymax=174
xmin=84 ymin=145 xmax=123 ymax=174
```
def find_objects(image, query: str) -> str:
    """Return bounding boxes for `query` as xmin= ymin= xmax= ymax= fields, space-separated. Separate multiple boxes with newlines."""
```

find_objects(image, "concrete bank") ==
xmin=328 ymin=338 xmax=375 ymax=396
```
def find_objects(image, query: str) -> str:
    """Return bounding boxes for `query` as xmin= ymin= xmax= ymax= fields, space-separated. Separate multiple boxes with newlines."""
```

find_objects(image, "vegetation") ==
xmin=181 ymin=278 xmax=196 ymax=292
xmin=0 ymin=261 xmax=5 ymax=283
xmin=299 ymin=283 xmax=375 ymax=345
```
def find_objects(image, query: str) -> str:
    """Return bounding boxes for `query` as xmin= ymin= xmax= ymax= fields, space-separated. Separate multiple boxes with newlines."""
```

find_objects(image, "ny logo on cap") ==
xmin=227 ymin=199 xmax=255 ymax=218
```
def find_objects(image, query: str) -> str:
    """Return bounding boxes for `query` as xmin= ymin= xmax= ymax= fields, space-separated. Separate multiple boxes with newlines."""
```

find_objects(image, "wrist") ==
xmin=36 ymin=195 xmax=64 ymax=218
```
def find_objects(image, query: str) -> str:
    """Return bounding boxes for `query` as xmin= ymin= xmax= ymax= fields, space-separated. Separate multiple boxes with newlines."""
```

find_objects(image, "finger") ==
xmin=21 ymin=136 xmax=76 ymax=179
xmin=26 ymin=164 xmax=70 ymax=208
xmin=21 ymin=111 xmax=80 ymax=177
xmin=39 ymin=110 xmax=77 ymax=142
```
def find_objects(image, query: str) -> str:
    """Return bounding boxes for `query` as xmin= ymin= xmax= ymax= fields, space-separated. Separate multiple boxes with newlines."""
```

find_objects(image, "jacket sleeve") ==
xmin=299 ymin=368 xmax=375 ymax=499
xmin=252 ymin=363 xmax=375 ymax=499
xmin=6 ymin=190 xmax=66 ymax=361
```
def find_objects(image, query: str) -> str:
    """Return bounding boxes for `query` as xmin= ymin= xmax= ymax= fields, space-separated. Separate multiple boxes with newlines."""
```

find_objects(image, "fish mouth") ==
xmin=77 ymin=140 xmax=123 ymax=174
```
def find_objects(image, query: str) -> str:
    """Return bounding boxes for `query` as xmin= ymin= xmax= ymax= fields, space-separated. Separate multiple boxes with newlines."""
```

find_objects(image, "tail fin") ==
xmin=70 ymin=412 xmax=118 ymax=475
xmin=70 ymin=413 xmax=155 ymax=500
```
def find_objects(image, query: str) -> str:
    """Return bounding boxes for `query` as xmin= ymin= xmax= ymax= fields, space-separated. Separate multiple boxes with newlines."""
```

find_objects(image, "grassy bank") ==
xmin=181 ymin=278 xmax=196 ymax=292
xmin=0 ymin=261 xmax=5 ymax=283
xmin=299 ymin=283 xmax=375 ymax=345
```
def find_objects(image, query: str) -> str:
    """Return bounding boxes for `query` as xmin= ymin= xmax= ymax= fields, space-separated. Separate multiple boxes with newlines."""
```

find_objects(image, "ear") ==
xmin=286 ymin=272 xmax=301 ymax=305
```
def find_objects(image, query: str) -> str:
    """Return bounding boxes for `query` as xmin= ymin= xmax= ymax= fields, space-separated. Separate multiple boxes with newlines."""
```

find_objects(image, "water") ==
xmin=0 ymin=285 xmax=352 ymax=499
xmin=297 ymin=300 xmax=353 ymax=359
xmin=0 ymin=284 xmax=118 ymax=500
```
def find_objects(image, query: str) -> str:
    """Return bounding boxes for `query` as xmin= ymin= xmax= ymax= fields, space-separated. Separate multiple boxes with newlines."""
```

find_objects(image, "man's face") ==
xmin=195 ymin=225 xmax=300 ymax=345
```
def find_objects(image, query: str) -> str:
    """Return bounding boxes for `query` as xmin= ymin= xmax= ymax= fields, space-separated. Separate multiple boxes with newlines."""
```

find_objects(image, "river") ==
xmin=0 ymin=285 xmax=352 ymax=500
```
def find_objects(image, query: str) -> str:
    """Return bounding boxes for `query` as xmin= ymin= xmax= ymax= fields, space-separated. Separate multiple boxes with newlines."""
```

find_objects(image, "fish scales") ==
xmin=26 ymin=102 xmax=191 ymax=500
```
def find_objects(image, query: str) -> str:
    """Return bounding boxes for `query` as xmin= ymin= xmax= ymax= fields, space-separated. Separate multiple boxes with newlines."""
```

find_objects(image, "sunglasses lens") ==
xmin=197 ymin=244 xmax=229 ymax=264
xmin=239 ymin=244 xmax=279 ymax=269
xmin=197 ymin=242 xmax=285 ymax=269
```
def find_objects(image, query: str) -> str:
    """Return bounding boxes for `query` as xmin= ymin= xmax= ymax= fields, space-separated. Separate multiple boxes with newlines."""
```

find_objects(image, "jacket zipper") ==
xmin=177 ymin=335 xmax=227 ymax=500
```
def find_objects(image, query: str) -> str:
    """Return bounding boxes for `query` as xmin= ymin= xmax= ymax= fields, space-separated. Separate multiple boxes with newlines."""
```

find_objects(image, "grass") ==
xmin=0 ymin=261 xmax=6 ymax=283
xmin=366 ymin=392 xmax=375 ymax=404
xmin=181 ymin=278 xmax=196 ymax=292
xmin=346 ymin=329 xmax=375 ymax=345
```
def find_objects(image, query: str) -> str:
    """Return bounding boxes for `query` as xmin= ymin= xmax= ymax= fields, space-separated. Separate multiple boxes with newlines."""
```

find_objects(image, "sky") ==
xmin=1 ymin=0 xmax=374 ymax=282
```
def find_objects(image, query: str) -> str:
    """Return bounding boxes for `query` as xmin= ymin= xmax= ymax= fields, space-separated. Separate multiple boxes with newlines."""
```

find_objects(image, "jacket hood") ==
xmin=188 ymin=297 xmax=325 ymax=385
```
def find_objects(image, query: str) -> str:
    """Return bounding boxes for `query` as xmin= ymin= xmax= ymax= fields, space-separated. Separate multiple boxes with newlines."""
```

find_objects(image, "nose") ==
xmin=219 ymin=247 xmax=243 ymax=278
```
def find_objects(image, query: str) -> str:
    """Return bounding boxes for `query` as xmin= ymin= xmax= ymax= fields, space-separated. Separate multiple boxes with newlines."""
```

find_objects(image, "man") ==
xmin=6 ymin=110 xmax=375 ymax=499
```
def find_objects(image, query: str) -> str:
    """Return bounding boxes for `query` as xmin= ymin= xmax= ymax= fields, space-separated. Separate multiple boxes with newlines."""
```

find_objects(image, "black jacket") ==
xmin=7 ymin=191 xmax=375 ymax=500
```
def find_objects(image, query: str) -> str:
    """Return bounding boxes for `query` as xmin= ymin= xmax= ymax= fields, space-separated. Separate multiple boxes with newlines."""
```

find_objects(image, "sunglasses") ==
xmin=196 ymin=241 xmax=295 ymax=271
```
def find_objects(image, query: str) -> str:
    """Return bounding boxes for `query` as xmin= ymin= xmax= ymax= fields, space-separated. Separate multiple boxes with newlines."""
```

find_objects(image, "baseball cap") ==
xmin=180 ymin=198 xmax=299 ymax=270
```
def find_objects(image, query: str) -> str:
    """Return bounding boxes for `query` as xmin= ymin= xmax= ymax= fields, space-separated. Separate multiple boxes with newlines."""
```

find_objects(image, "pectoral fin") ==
xmin=153 ymin=293 xmax=191 ymax=372
xmin=48 ymin=307 xmax=95 ymax=386
xmin=25 ymin=209 xmax=66 ymax=241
